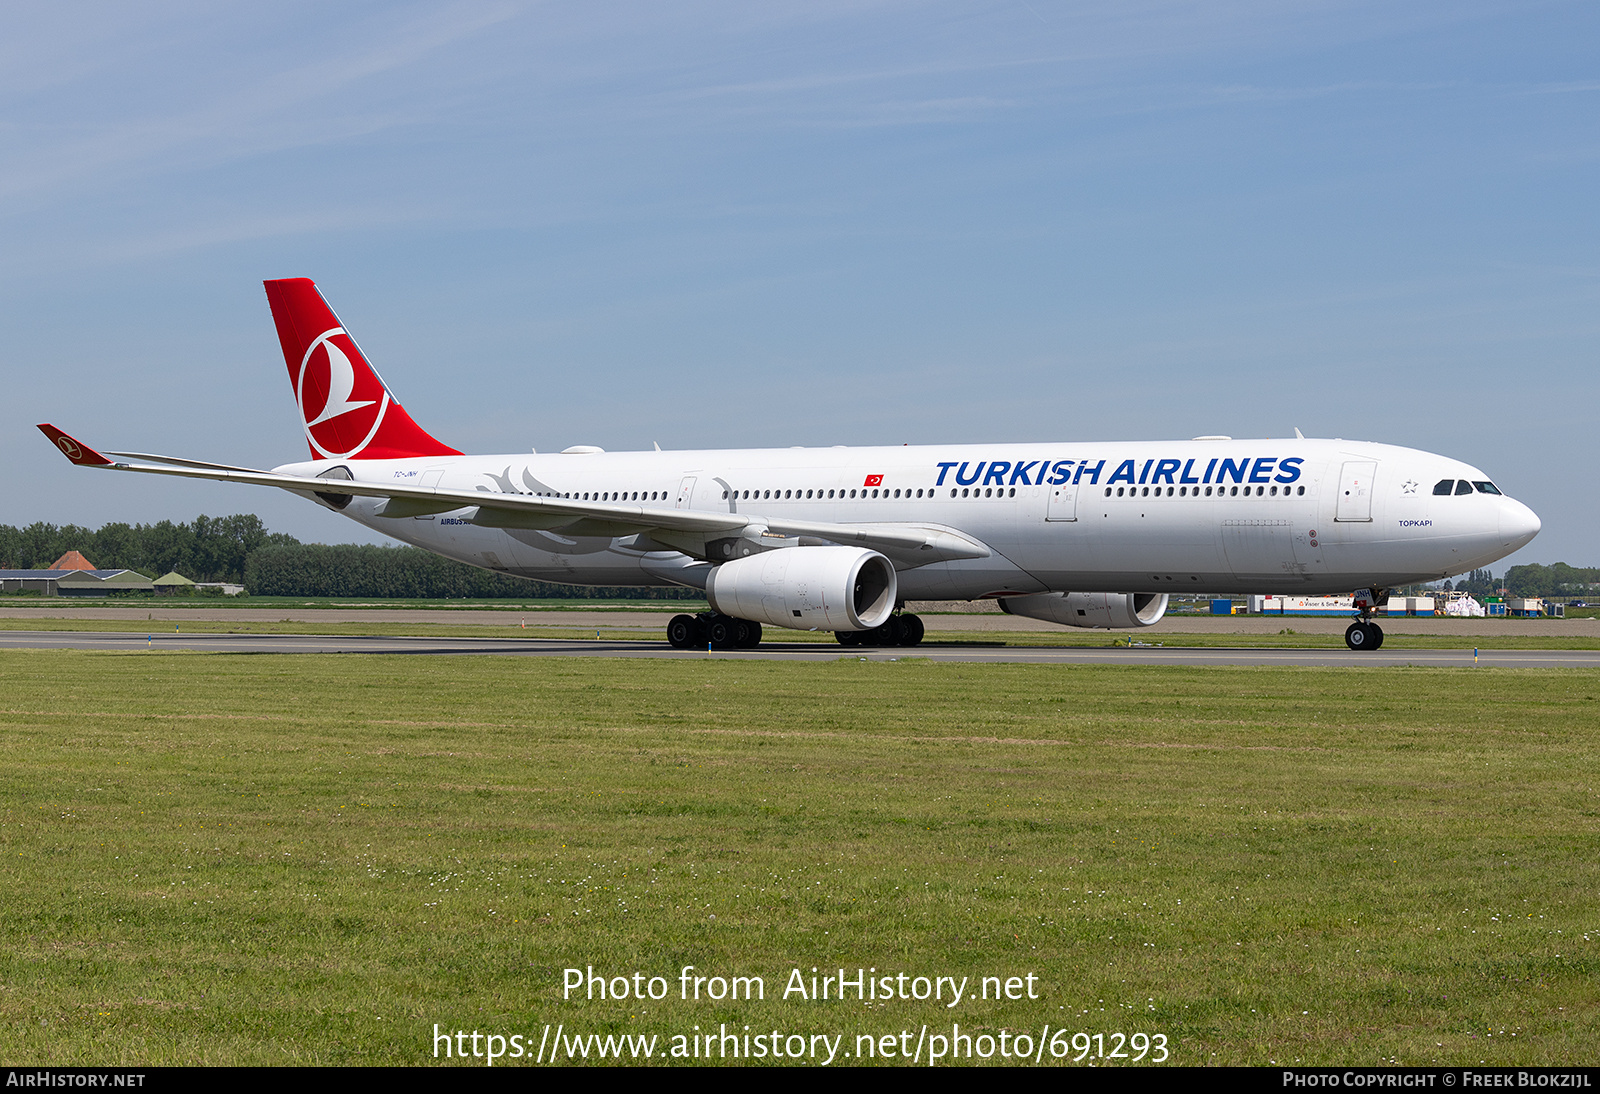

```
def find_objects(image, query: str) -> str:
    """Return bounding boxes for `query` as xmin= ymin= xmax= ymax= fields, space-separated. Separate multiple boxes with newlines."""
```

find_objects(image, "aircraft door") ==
xmin=1046 ymin=481 xmax=1079 ymax=521
xmin=675 ymin=476 xmax=697 ymax=510
xmin=1335 ymin=461 xmax=1377 ymax=522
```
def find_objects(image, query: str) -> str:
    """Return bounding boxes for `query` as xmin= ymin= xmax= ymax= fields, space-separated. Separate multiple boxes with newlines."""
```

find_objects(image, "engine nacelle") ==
xmin=705 ymin=546 xmax=897 ymax=632
xmin=999 ymin=591 xmax=1168 ymax=629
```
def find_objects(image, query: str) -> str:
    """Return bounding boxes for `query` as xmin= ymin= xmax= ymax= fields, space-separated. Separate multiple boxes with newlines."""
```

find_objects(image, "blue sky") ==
xmin=5 ymin=1 xmax=1594 ymax=569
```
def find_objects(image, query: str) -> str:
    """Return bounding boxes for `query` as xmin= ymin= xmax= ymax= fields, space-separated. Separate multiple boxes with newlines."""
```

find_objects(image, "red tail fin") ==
xmin=264 ymin=278 xmax=461 ymax=461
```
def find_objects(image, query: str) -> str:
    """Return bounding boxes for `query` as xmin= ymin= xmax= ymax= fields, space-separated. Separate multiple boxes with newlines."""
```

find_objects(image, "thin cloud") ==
xmin=0 ymin=2 xmax=517 ymax=205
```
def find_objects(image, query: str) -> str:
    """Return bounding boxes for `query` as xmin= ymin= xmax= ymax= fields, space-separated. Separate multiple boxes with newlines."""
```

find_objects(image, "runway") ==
xmin=4 ymin=629 xmax=1598 ymax=667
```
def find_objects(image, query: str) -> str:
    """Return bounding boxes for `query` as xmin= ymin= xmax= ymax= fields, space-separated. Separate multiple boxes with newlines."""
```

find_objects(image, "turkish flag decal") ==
xmin=864 ymin=474 xmax=884 ymax=487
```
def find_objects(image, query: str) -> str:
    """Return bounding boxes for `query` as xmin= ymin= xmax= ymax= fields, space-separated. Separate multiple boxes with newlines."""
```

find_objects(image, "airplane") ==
xmin=38 ymin=277 xmax=1541 ymax=652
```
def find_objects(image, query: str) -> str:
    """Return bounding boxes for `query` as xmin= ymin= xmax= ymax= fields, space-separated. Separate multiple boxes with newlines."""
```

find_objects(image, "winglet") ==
xmin=37 ymin=424 xmax=114 ymax=466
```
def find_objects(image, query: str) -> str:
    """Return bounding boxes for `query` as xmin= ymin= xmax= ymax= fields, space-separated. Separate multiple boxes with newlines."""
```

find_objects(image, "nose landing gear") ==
xmin=1344 ymin=620 xmax=1384 ymax=650
xmin=1344 ymin=587 xmax=1388 ymax=651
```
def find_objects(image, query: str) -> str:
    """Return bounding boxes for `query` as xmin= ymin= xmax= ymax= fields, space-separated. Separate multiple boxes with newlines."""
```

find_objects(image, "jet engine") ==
xmin=999 ymin=591 xmax=1168 ymax=629
xmin=705 ymin=546 xmax=897 ymax=632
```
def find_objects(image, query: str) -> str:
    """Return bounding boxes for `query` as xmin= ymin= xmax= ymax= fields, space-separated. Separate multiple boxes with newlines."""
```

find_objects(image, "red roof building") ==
xmin=48 ymin=551 xmax=96 ymax=571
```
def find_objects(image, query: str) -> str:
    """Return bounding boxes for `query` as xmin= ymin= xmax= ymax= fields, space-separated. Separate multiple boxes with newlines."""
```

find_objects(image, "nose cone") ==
xmin=1500 ymin=498 xmax=1541 ymax=552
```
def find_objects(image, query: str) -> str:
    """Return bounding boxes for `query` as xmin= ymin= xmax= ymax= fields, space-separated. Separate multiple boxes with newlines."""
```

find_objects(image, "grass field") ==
xmin=1 ymin=652 xmax=1596 ymax=1066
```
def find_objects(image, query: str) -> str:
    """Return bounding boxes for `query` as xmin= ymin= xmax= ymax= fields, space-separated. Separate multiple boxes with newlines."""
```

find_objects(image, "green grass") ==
xmin=1 ymin=653 xmax=1597 ymax=1066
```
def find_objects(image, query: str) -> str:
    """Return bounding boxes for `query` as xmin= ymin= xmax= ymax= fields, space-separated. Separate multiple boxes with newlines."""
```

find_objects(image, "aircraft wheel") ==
xmin=1345 ymin=622 xmax=1378 ymax=651
xmin=883 ymin=616 xmax=908 ymax=646
xmin=899 ymin=614 xmax=925 ymax=647
xmin=736 ymin=620 xmax=762 ymax=648
xmin=1369 ymin=623 xmax=1384 ymax=650
xmin=707 ymin=615 xmax=739 ymax=649
xmin=836 ymin=630 xmax=861 ymax=647
xmin=666 ymin=614 xmax=698 ymax=649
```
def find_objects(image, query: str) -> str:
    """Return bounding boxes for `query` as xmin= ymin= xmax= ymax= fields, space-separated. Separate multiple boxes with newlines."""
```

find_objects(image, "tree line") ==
xmin=0 ymin=515 xmax=294 ymax=583
xmin=1396 ymin=565 xmax=1595 ymax=600
xmin=0 ymin=515 xmax=697 ymax=599
xmin=242 ymin=543 xmax=698 ymax=599
xmin=1501 ymin=563 xmax=1600 ymax=599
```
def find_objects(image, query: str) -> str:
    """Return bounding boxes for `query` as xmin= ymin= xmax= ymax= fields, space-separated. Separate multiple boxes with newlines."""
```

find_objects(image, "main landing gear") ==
xmin=665 ymin=611 xmax=928 ymax=650
xmin=667 ymin=612 xmax=762 ymax=650
xmin=836 ymin=613 xmax=925 ymax=648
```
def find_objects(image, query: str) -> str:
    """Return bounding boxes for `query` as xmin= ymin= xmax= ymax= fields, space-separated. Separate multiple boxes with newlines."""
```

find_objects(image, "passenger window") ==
xmin=1474 ymin=481 xmax=1502 ymax=495
xmin=1455 ymin=480 xmax=1473 ymax=495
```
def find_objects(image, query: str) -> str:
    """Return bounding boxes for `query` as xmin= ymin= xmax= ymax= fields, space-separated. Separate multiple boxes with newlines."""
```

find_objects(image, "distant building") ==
xmin=1 ymin=567 xmax=155 ymax=597
xmin=0 ymin=548 xmax=160 ymax=595
xmin=153 ymin=572 xmax=197 ymax=596
xmin=49 ymin=551 xmax=97 ymax=571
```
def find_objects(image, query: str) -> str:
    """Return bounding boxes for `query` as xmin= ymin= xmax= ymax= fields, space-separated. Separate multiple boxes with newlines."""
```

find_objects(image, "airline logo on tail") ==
xmin=264 ymin=278 xmax=461 ymax=461
xmin=297 ymin=326 xmax=390 ymax=458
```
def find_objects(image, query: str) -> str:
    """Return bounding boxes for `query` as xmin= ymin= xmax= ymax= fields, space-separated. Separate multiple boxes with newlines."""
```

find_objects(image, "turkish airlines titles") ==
xmin=930 ymin=455 xmax=1306 ymax=489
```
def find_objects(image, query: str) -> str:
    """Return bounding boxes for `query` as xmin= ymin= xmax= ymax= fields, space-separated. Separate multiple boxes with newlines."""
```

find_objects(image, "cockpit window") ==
xmin=1433 ymin=479 xmax=1455 ymax=495
xmin=1455 ymin=480 xmax=1474 ymax=495
xmin=1473 ymin=481 xmax=1502 ymax=495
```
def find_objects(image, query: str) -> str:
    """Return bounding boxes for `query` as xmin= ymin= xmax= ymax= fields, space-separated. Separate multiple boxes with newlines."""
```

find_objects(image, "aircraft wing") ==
xmin=38 ymin=425 xmax=990 ymax=566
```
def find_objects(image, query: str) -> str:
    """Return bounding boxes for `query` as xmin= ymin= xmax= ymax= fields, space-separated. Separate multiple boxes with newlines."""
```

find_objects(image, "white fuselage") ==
xmin=276 ymin=437 xmax=1539 ymax=601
